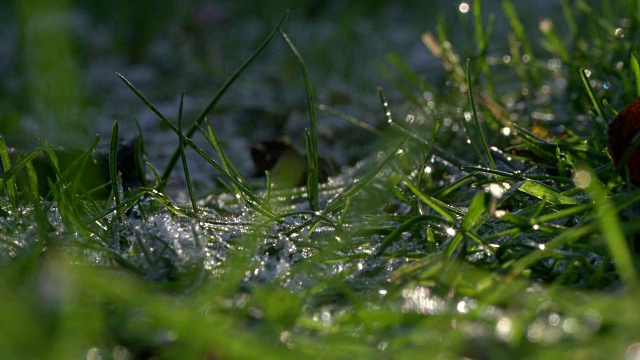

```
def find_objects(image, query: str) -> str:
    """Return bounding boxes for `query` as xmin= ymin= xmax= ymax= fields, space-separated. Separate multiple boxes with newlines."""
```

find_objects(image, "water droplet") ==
xmin=405 ymin=114 xmax=415 ymax=123
xmin=573 ymin=170 xmax=591 ymax=189
xmin=458 ymin=2 xmax=470 ymax=13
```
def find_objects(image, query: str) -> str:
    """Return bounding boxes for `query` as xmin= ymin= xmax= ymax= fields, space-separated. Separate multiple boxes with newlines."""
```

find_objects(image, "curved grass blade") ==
xmin=279 ymin=29 xmax=319 ymax=211
xmin=161 ymin=12 xmax=289 ymax=183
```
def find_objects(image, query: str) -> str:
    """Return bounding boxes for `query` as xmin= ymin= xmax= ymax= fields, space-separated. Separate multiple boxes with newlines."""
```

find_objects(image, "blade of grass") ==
xmin=444 ymin=191 xmax=491 ymax=257
xmin=0 ymin=148 xmax=44 ymax=187
xmin=323 ymin=138 xmax=408 ymax=216
xmin=178 ymin=92 xmax=198 ymax=215
xmin=631 ymin=53 xmax=640 ymax=97
xmin=25 ymin=160 xmax=38 ymax=200
xmin=473 ymin=0 xmax=497 ymax=97
xmin=467 ymin=58 xmax=496 ymax=169
xmin=160 ymin=12 xmax=289 ymax=184
xmin=200 ymin=118 xmax=246 ymax=203
xmin=403 ymin=179 xmax=459 ymax=223
xmin=517 ymin=179 xmax=579 ymax=205
xmin=109 ymin=121 xmax=120 ymax=209
xmin=376 ymin=215 xmax=445 ymax=256
xmin=560 ymin=0 xmax=578 ymax=35
xmin=580 ymin=68 xmax=607 ymax=129
xmin=317 ymin=104 xmax=385 ymax=137
xmin=279 ymin=29 xmax=319 ymax=211
xmin=65 ymin=135 xmax=103 ymax=201
xmin=502 ymin=0 xmax=540 ymax=84
xmin=304 ymin=129 xmax=318 ymax=210
xmin=146 ymin=162 xmax=167 ymax=195
xmin=0 ymin=136 xmax=17 ymax=210
xmin=134 ymin=121 xmax=148 ymax=188
xmin=578 ymin=167 xmax=636 ymax=286
xmin=539 ymin=18 xmax=571 ymax=63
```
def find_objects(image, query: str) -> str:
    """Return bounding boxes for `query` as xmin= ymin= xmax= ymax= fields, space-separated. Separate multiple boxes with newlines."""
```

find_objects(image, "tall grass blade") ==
xmin=502 ymin=0 xmax=540 ymax=84
xmin=467 ymin=59 xmax=496 ymax=169
xmin=279 ymin=29 xmax=319 ymax=211
xmin=178 ymin=92 xmax=198 ymax=215
xmin=304 ymin=129 xmax=318 ymax=210
xmin=161 ymin=12 xmax=289 ymax=183
xmin=109 ymin=121 xmax=120 ymax=209
xmin=0 ymin=136 xmax=17 ymax=210
xmin=580 ymin=68 xmax=607 ymax=128
xmin=25 ymin=160 xmax=38 ymax=200
xmin=134 ymin=121 xmax=147 ymax=187
xmin=473 ymin=0 xmax=497 ymax=97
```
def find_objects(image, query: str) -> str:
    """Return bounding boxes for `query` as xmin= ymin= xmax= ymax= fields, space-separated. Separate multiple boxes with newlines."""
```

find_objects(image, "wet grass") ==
xmin=2 ymin=1 xmax=640 ymax=359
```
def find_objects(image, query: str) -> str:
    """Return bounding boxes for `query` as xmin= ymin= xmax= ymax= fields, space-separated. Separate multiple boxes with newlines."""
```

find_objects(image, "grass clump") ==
xmin=2 ymin=1 xmax=640 ymax=359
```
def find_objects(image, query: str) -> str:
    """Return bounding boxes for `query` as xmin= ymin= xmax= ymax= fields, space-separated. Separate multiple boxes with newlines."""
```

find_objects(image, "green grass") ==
xmin=3 ymin=1 xmax=640 ymax=359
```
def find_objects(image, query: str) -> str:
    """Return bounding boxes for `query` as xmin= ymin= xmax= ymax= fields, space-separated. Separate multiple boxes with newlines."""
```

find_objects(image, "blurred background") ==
xmin=0 ymin=0 xmax=605 ymax=194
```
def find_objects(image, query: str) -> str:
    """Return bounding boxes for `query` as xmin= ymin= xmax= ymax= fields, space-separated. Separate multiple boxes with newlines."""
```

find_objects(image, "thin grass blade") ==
xmin=109 ymin=121 xmax=120 ymax=208
xmin=323 ymin=138 xmax=408 ymax=215
xmin=467 ymin=59 xmax=496 ymax=169
xmin=178 ymin=92 xmax=198 ymax=215
xmin=580 ymin=68 xmax=607 ymax=128
xmin=403 ymin=179 xmax=458 ymax=223
xmin=279 ymin=29 xmax=319 ymax=211
xmin=0 ymin=136 xmax=17 ymax=209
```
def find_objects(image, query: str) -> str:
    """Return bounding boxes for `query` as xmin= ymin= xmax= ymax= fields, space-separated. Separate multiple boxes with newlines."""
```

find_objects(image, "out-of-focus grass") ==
xmin=2 ymin=1 xmax=640 ymax=359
